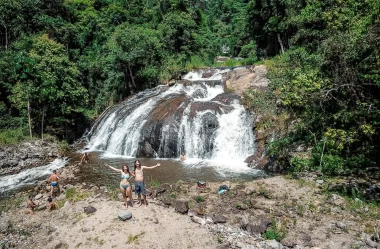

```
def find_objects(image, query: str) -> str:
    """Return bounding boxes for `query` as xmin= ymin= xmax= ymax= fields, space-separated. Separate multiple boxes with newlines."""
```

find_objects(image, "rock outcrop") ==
xmin=0 ymin=140 xmax=61 ymax=176
xmin=225 ymin=65 xmax=269 ymax=95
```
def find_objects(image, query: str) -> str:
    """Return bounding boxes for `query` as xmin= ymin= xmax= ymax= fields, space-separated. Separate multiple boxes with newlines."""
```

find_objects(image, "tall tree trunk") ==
xmin=127 ymin=63 xmax=136 ymax=94
xmin=41 ymin=105 xmax=45 ymax=141
xmin=27 ymin=93 xmax=32 ymax=139
xmin=3 ymin=25 xmax=8 ymax=50
xmin=277 ymin=33 xmax=285 ymax=54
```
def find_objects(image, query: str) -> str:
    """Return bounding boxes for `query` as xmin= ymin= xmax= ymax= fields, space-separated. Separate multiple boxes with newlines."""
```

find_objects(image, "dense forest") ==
xmin=0 ymin=0 xmax=379 ymax=175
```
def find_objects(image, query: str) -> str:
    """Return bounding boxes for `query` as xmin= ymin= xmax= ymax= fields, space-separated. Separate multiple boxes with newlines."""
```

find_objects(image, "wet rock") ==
xmin=202 ymin=71 xmax=214 ymax=78
xmin=35 ymin=194 xmax=43 ymax=200
xmin=175 ymin=200 xmax=189 ymax=214
xmin=83 ymin=206 xmax=97 ymax=214
xmin=211 ymin=92 xmax=241 ymax=105
xmin=118 ymin=211 xmax=132 ymax=221
xmin=192 ymin=88 xmax=207 ymax=99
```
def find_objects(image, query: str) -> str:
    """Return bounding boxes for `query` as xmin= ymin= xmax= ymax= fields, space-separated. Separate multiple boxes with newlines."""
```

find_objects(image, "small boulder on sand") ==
xmin=175 ymin=200 xmax=189 ymax=214
xmin=118 ymin=211 xmax=132 ymax=221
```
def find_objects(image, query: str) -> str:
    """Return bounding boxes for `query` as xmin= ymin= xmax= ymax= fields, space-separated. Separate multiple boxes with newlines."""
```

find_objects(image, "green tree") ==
xmin=9 ymin=34 xmax=88 ymax=138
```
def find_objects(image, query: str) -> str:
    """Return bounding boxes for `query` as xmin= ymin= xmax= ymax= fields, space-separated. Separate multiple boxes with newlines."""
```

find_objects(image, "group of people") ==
xmin=26 ymin=151 xmax=188 ymax=214
xmin=26 ymin=170 xmax=60 ymax=214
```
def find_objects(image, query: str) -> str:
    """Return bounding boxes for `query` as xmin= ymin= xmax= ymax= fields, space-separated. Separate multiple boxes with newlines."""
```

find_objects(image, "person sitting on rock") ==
xmin=47 ymin=197 xmax=59 ymax=211
xmin=134 ymin=160 xmax=161 ymax=208
xmin=179 ymin=152 xmax=186 ymax=161
xmin=80 ymin=152 xmax=90 ymax=164
xmin=26 ymin=195 xmax=37 ymax=215
xmin=48 ymin=170 xmax=60 ymax=198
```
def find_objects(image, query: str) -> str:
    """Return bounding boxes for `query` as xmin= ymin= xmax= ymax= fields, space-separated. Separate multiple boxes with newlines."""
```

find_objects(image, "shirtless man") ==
xmin=48 ymin=170 xmax=60 ymax=198
xmin=26 ymin=196 xmax=37 ymax=214
xmin=134 ymin=160 xmax=161 ymax=208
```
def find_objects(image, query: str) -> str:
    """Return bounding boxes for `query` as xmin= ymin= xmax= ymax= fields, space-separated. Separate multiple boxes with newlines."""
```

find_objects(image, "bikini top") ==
xmin=121 ymin=173 xmax=130 ymax=180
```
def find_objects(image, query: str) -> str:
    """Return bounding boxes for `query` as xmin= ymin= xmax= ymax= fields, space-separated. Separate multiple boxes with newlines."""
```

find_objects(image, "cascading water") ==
xmin=85 ymin=69 xmax=256 ymax=171
xmin=0 ymin=158 xmax=68 ymax=194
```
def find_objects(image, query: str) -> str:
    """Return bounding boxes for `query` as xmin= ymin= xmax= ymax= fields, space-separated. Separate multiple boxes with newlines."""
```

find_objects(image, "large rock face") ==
xmin=225 ymin=65 xmax=269 ymax=95
xmin=86 ymin=72 xmax=256 ymax=159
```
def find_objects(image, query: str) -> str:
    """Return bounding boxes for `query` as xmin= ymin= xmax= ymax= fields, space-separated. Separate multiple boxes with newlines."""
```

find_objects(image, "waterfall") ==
xmin=86 ymin=68 xmax=256 ymax=164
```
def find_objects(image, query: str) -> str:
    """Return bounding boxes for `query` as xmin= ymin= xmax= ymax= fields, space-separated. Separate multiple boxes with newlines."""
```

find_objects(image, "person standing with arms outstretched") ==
xmin=104 ymin=163 xmax=135 ymax=208
xmin=134 ymin=160 xmax=161 ymax=208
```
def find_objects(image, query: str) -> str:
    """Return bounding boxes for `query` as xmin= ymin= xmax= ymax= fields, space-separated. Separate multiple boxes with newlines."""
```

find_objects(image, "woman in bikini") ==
xmin=105 ymin=163 xmax=135 ymax=208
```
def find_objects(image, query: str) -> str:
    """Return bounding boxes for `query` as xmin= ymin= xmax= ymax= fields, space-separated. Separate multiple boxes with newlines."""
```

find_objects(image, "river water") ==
xmin=71 ymin=152 xmax=266 ymax=187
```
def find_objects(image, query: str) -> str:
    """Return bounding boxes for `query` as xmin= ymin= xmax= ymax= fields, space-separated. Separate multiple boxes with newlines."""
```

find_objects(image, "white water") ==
xmin=86 ymin=69 xmax=257 ymax=173
xmin=0 ymin=158 xmax=68 ymax=194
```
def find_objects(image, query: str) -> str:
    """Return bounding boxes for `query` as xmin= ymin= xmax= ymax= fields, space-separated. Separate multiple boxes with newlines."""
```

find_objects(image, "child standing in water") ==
xmin=134 ymin=160 xmax=161 ymax=208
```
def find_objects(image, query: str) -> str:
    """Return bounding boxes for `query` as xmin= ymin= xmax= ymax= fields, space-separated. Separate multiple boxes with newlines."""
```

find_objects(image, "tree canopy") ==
xmin=0 ymin=0 xmax=379 ymax=175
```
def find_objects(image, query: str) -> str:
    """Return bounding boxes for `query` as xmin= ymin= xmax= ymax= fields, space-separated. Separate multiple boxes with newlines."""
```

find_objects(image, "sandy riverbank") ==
xmin=1 ymin=164 xmax=379 ymax=249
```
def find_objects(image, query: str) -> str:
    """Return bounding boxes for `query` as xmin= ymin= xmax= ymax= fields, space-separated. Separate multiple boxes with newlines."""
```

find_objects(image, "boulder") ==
xmin=175 ymin=200 xmax=189 ymax=214
xmin=35 ymin=205 xmax=47 ymax=212
xmin=244 ymin=216 xmax=270 ymax=235
xmin=83 ymin=206 xmax=97 ymax=214
xmin=118 ymin=211 xmax=132 ymax=221
xmin=160 ymin=183 xmax=171 ymax=191
xmin=191 ymin=215 xmax=206 ymax=225
xmin=225 ymin=65 xmax=269 ymax=95
xmin=213 ymin=214 xmax=227 ymax=223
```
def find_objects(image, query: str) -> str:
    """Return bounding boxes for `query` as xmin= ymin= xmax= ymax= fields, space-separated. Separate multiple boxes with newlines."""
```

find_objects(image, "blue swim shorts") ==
xmin=134 ymin=181 xmax=146 ymax=195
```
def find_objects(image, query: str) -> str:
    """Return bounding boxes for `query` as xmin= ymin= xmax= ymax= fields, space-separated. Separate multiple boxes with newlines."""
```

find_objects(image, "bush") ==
xmin=0 ymin=127 xmax=29 ymax=145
